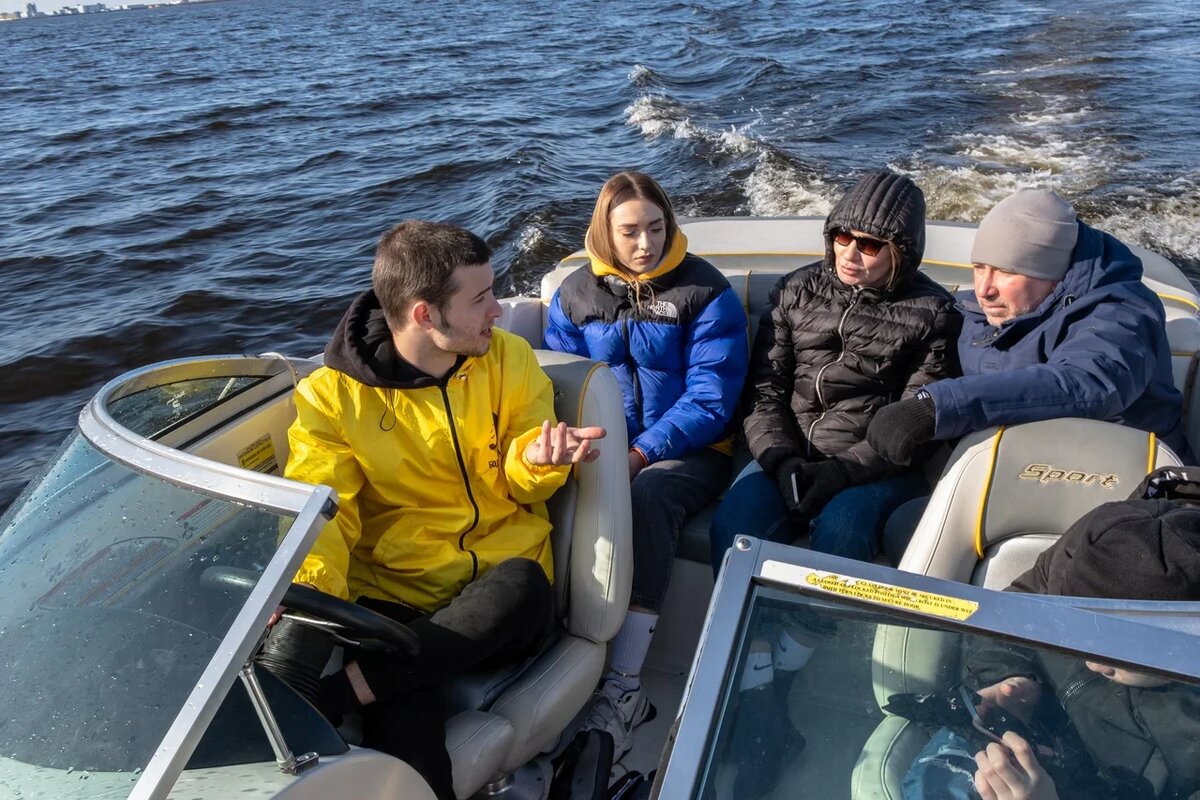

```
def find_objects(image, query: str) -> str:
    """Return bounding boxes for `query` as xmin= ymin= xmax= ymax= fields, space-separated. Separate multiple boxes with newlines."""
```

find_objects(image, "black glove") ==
xmin=775 ymin=456 xmax=809 ymax=515
xmin=866 ymin=393 xmax=937 ymax=466
xmin=793 ymin=460 xmax=851 ymax=518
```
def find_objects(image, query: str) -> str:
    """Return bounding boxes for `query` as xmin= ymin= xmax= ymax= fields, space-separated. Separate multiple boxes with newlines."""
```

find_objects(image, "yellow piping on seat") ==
xmin=975 ymin=427 xmax=1006 ymax=560
xmin=1147 ymin=432 xmax=1158 ymax=474
xmin=571 ymin=362 xmax=603 ymax=480
xmin=1157 ymin=293 xmax=1200 ymax=312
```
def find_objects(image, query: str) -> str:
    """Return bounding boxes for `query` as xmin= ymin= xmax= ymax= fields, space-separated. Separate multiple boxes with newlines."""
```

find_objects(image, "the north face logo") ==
xmin=647 ymin=300 xmax=678 ymax=319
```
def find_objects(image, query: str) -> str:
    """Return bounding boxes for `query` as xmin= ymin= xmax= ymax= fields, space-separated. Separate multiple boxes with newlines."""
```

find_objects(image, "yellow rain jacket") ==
xmin=286 ymin=291 xmax=570 ymax=612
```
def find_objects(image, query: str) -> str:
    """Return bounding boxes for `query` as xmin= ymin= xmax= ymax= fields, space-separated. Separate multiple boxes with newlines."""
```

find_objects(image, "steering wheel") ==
xmin=202 ymin=566 xmax=420 ymax=658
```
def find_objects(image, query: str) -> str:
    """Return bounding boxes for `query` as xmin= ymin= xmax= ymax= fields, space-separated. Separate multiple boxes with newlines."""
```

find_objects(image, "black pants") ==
xmin=266 ymin=557 xmax=555 ymax=800
xmin=629 ymin=448 xmax=732 ymax=611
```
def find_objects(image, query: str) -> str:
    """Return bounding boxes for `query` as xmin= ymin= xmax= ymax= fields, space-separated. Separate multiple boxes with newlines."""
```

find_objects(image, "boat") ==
xmin=0 ymin=217 xmax=1197 ymax=800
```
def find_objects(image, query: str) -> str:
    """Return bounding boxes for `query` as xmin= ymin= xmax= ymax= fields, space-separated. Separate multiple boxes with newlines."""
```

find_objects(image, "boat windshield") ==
xmin=676 ymin=551 xmax=1200 ymax=800
xmin=0 ymin=432 xmax=296 ymax=797
xmin=107 ymin=374 xmax=267 ymax=439
xmin=693 ymin=582 xmax=1200 ymax=800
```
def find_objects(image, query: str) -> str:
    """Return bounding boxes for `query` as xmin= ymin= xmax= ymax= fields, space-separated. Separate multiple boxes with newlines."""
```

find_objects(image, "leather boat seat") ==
xmin=896 ymin=418 xmax=1181 ymax=587
xmin=849 ymin=418 xmax=1182 ymax=799
xmin=442 ymin=351 xmax=633 ymax=799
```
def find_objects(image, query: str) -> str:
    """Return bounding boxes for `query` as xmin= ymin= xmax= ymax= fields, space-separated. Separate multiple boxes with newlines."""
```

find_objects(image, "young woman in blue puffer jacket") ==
xmin=544 ymin=170 xmax=747 ymax=759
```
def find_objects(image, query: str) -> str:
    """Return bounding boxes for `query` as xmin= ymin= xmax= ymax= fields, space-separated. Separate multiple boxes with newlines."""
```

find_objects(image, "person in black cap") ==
xmin=901 ymin=480 xmax=1200 ymax=800
xmin=707 ymin=170 xmax=961 ymax=798
xmin=711 ymin=169 xmax=962 ymax=569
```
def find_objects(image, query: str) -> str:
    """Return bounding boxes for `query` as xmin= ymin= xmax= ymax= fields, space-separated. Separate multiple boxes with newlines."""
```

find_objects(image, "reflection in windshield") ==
xmin=698 ymin=588 xmax=1200 ymax=800
xmin=0 ymin=434 xmax=295 ymax=798
xmin=107 ymin=375 xmax=265 ymax=439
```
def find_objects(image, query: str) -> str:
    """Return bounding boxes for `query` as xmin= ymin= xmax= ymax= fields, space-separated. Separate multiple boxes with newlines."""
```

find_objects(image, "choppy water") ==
xmin=1 ymin=0 xmax=1199 ymax=507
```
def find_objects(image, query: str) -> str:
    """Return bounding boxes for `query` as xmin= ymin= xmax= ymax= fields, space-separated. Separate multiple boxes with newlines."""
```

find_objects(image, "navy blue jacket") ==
xmin=544 ymin=239 xmax=748 ymax=465
xmin=926 ymin=221 xmax=1190 ymax=458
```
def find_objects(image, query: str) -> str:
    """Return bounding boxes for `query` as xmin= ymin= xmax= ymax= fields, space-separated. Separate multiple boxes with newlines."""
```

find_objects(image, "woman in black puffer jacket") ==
xmin=711 ymin=170 xmax=962 ymax=567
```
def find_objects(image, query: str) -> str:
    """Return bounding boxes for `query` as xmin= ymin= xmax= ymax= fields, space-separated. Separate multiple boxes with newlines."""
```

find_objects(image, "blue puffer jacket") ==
xmin=544 ymin=231 xmax=748 ymax=464
xmin=925 ymin=220 xmax=1191 ymax=459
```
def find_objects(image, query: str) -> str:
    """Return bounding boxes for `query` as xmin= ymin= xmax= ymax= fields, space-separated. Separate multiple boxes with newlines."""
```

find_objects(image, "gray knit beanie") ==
xmin=971 ymin=189 xmax=1079 ymax=281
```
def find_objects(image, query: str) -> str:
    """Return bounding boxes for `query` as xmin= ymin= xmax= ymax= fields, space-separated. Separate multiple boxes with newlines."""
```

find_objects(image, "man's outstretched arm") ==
xmin=502 ymin=341 xmax=605 ymax=503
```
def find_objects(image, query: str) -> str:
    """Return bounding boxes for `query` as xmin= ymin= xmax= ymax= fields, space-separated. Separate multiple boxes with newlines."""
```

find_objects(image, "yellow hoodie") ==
xmin=287 ymin=293 xmax=569 ymax=612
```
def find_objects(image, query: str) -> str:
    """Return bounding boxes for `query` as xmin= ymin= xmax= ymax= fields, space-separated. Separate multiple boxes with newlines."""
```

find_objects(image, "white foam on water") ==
xmin=627 ymin=64 xmax=654 ymax=84
xmin=743 ymin=155 xmax=835 ymax=217
xmin=624 ymin=93 xmax=699 ymax=140
xmin=623 ymin=93 xmax=759 ymax=156
xmin=516 ymin=224 xmax=544 ymax=255
xmin=951 ymin=132 xmax=1102 ymax=178
xmin=1010 ymin=102 xmax=1093 ymax=128
xmin=902 ymin=163 xmax=1063 ymax=222
xmin=1092 ymin=183 xmax=1200 ymax=267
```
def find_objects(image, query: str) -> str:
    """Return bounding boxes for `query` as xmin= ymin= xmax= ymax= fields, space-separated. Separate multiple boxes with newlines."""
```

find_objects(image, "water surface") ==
xmin=2 ymin=0 xmax=1198 ymax=506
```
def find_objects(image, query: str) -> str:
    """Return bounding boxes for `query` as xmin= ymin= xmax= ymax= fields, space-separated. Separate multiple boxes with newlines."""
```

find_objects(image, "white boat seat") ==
xmin=898 ymin=417 xmax=1182 ymax=587
xmin=442 ymin=351 xmax=633 ymax=799
xmin=851 ymin=417 xmax=1182 ymax=800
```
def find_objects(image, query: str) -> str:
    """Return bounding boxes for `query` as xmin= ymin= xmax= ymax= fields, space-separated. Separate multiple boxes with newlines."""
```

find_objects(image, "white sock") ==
xmin=740 ymin=639 xmax=774 ymax=691
xmin=773 ymin=627 xmax=815 ymax=672
xmin=607 ymin=609 xmax=658 ymax=687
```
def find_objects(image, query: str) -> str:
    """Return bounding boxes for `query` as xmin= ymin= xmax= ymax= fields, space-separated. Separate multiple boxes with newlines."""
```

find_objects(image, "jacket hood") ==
xmin=323 ymin=290 xmax=462 ymax=389
xmin=1029 ymin=496 xmax=1200 ymax=601
xmin=823 ymin=170 xmax=926 ymax=286
xmin=586 ymin=229 xmax=689 ymax=283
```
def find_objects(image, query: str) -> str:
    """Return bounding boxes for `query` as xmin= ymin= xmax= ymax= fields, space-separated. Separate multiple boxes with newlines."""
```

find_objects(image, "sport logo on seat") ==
xmin=1018 ymin=464 xmax=1119 ymax=489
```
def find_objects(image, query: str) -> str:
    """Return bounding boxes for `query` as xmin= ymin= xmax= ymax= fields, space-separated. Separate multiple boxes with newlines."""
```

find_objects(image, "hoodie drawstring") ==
xmin=379 ymin=389 xmax=397 ymax=431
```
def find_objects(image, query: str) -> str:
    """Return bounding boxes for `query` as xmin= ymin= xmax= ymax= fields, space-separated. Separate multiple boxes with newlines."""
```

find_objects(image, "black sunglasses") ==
xmin=832 ymin=228 xmax=888 ymax=257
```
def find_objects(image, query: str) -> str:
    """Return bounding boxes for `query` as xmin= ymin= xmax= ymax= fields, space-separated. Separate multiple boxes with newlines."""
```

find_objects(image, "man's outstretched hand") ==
xmin=524 ymin=420 xmax=606 ymax=465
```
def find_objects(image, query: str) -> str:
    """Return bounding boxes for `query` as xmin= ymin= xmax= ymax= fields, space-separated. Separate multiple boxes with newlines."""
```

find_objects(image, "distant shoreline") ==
xmin=1 ymin=0 xmax=231 ymax=21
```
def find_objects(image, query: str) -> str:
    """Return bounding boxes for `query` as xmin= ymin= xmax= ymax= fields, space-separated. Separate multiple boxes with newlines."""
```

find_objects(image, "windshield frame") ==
xmin=80 ymin=355 xmax=320 ymax=516
xmin=64 ymin=355 xmax=336 ymax=800
xmin=662 ymin=538 xmax=1200 ymax=799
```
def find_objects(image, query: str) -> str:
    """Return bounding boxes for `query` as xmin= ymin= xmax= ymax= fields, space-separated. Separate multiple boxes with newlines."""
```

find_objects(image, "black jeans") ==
xmin=264 ymin=557 xmax=554 ymax=800
xmin=629 ymin=448 xmax=732 ymax=611
xmin=357 ymin=557 xmax=554 ymax=799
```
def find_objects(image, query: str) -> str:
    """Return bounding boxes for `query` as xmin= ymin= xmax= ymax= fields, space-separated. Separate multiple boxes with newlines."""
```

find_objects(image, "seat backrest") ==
xmin=536 ymin=351 xmax=632 ymax=644
xmin=900 ymin=418 xmax=1182 ymax=589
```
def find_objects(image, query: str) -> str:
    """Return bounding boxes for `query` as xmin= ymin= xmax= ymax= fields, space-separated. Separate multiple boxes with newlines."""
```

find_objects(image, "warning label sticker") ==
xmin=761 ymin=561 xmax=979 ymax=621
xmin=237 ymin=434 xmax=278 ymax=474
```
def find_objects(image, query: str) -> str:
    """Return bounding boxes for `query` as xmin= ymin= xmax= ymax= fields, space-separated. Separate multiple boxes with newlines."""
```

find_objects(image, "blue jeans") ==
xmin=709 ymin=461 xmax=928 ymax=573
xmin=901 ymin=728 xmax=980 ymax=800
xmin=883 ymin=495 xmax=931 ymax=564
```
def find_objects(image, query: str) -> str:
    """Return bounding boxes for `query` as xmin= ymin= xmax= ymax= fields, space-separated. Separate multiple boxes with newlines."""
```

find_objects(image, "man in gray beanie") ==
xmin=970 ymin=188 xmax=1079 ymax=323
xmin=867 ymin=188 xmax=1189 ymax=558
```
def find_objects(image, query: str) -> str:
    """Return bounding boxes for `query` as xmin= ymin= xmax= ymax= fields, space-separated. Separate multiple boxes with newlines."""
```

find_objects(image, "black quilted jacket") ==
xmin=743 ymin=170 xmax=962 ymax=483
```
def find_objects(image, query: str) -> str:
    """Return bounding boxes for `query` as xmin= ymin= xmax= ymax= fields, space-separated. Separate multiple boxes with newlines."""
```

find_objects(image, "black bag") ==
xmin=608 ymin=770 xmax=654 ymax=800
xmin=1132 ymin=465 xmax=1200 ymax=504
xmin=549 ymin=728 xmax=614 ymax=800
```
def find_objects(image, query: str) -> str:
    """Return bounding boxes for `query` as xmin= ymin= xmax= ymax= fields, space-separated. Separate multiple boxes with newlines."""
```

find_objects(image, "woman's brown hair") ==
xmin=585 ymin=171 xmax=679 ymax=274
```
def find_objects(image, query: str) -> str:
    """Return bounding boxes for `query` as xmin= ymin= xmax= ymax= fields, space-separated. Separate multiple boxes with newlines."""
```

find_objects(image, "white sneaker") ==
xmin=581 ymin=678 xmax=656 ymax=761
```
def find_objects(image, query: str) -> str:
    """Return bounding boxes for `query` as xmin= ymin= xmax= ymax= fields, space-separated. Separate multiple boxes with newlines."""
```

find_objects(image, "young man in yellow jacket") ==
xmin=266 ymin=220 xmax=605 ymax=799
